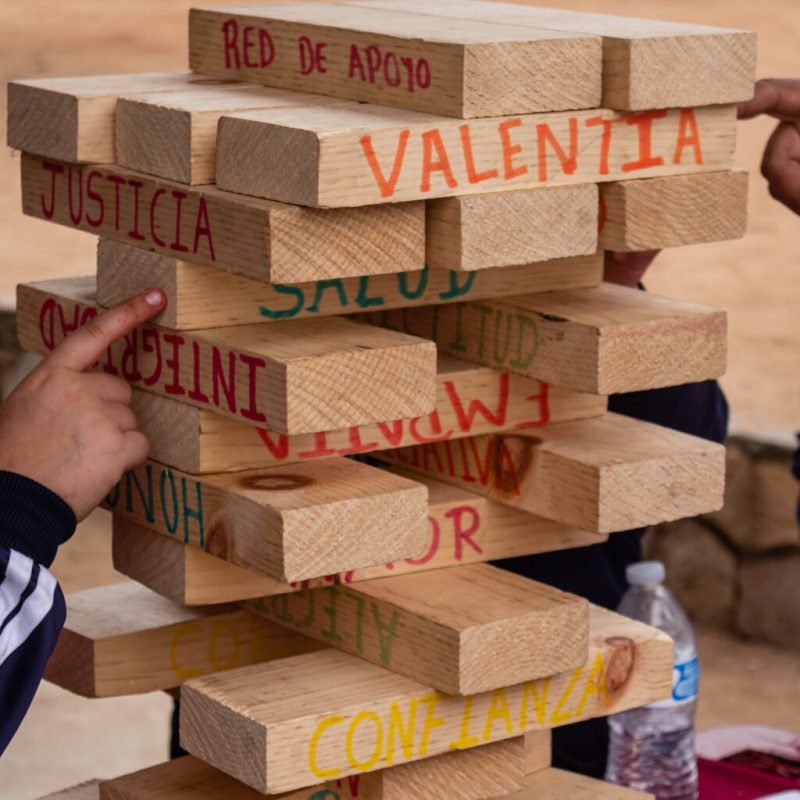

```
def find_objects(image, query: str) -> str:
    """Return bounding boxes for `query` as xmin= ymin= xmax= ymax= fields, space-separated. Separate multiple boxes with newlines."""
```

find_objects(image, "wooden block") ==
xmin=6 ymin=72 xmax=243 ymax=163
xmin=378 ymin=413 xmax=726 ymax=534
xmin=103 ymin=457 xmax=427 ymax=583
xmin=426 ymin=185 xmax=598 ymax=271
xmin=35 ymin=782 xmax=100 ymax=800
xmin=116 ymin=85 xmax=345 ymax=184
xmin=368 ymin=282 xmax=727 ymax=395
xmin=179 ymin=605 xmax=673 ymax=792
xmin=189 ymin=4 xmax=601 ymax=118
xmin=128 ymin=356 xmax=607 ymax=474
xmin=347 ymin=0 xmax=756 ymax=111
xmin=517 ymin=767 xmax=653 ymax=799
xmin=20 ymin=153 xmax=424 ymax=283
xmin=214 ymin=103 xmax=737 ymax=207
xmin=599 ymin=170 xmax=749 ymax=252
xmin=95 ymin=240 xmax=603 ymax=330
xmin=248 ymin=564 xmax=588 ymax=694
xmin=111 ymin=481 xmax=607 ymax=605
xmin=43 ymin=582 xmax=319 ymax=697
xmin=16 ymin=277 xmax=436 ymax=435
xmin=100 ymin=734 xmax=546 ymax=800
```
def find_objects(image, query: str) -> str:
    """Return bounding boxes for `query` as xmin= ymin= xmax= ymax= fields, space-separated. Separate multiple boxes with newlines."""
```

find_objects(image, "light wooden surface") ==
xmin=369 ymin=281 xmax=727 ymax=395
xmin=103 ymin=457 xmax=427 ymax=583
xmin=380 ymin=412 xmax=726 ymax=533
xmin=99 ymin=734 xmax=548 ymax=800
xmin=426 ymin=185 xmax=598 ymax=271
xmin=19 ymin=153 xmax=425 ymax=283
xmin=347 ymin=0 xmax=756 ymax=111
xmin=129 ymin=356 xmax=606 ymax=474
xmin=179 ymin=605 xmax=673 ymax=792
xmin=111 ymin=479 xmax=606 ymax=605
xmin=116 ymin=85 xmax=345 ymax=184
xmin=517 ymin=767 xmax=653 ymax=798
xmin=16 ymin=277 xmax=437 ymax=434
xmin=44 ymin=582 xmax=319 ymax=696
xmin=247 ymin=563 xmax=588 ymax=695
xmin=189 ymin=4 xmax=601 ymax=118
xmin=6 ymin=72 xmax=227 ymax=163
xmin=214 ymin=103 xmax=737 ymax=207
xmin=599 ymin=170 xmax=749 ymax=251
xmin=95 ymin=240 xmax=603 ymax=330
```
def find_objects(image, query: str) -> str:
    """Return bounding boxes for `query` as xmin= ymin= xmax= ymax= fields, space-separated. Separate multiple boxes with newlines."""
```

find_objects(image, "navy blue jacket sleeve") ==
xmin=0 ymin=471 xmax=76 ymax=756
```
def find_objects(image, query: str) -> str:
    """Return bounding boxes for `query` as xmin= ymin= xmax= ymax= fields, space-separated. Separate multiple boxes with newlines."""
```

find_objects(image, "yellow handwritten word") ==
xmin=307 ymin=653 xmax=610 ymax=778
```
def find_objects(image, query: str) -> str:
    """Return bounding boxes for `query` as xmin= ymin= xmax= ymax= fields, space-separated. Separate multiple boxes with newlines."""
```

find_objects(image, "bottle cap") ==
xmin=626 ymin=560 xmax=666 ymax=586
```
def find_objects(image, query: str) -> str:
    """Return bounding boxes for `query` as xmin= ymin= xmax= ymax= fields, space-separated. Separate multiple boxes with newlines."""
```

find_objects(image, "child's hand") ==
xmin=739 ymin=78 xmax=800 ymax=215
xmin=0 ymin=289 xmax=166 ymax=520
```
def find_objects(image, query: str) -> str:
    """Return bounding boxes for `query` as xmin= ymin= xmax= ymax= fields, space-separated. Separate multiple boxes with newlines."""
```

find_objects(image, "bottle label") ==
xmin=672 ymin=657 xmax=699 ymax=702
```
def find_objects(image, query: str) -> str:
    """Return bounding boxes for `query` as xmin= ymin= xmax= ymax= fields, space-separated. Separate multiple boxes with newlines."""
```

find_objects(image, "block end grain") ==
xmin=463 ymin=36 xmax=602 ymax=117
xmin=216 ymin=114 xmax=321 ymax=207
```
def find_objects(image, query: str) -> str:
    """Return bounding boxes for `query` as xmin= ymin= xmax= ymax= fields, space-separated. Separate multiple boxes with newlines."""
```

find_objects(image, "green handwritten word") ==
xmin=259 ymin=268 xmax=476 ymax=320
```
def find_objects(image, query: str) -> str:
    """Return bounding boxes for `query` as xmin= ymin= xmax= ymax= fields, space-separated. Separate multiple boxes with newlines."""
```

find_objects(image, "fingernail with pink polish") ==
xmin=144 ymin=289 xmax=165 ymax=307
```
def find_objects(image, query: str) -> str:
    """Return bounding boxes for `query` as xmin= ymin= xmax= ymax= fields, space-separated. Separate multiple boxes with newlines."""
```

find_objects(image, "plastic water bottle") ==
xmin=605 ymin=561 xmax=699 ymax=799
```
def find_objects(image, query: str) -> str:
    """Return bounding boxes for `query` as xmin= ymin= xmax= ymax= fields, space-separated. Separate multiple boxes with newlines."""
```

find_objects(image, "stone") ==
xmin=705 ymin=438 xmax=799 ymax=554
xmin=646 ymin=519 xmax=737 ymax=628
xmin=738 ymin=555 xmax=800 ymax=649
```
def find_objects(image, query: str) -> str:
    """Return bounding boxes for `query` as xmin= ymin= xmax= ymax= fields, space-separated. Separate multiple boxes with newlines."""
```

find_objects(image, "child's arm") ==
xmin=0 ymin=288 xmax=165 ymax=755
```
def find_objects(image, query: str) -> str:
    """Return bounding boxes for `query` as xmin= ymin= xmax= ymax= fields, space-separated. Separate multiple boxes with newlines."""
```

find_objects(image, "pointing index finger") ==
xmin=45 ymin=289 xmax=166 ymax=372
xmin=738 ymin=79 xmax=800 ymax=121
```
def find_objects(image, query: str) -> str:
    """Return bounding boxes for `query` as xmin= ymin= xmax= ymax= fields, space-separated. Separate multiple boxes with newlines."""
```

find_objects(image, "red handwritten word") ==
xmin=222 ymin=18 xmax=276 ymax=69
xmin=361 ymin=108 xmax=705 ymax=199
xmin=348 ymin=44 xmax=430 ymax=93
xmin=381 ymin=436 xmax=524 ymax=495
xmin=255 ymin=373 xmax=550 ymax=461
xmin=37 ymin=160 xmax=216 ymax=260
xmin=37 ymin=297 xmax=267 ymax=423
xmin=289 ymin=502 xmax=489 ymax=590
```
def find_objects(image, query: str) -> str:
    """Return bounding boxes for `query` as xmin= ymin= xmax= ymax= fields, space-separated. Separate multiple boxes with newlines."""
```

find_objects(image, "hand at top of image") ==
xmin=0 ymin=288 xmax=166 ymax=521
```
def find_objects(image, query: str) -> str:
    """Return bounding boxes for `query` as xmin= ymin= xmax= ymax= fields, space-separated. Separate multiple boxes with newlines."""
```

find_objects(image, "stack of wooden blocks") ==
xmin=8 ymin=2 xmax=756 ymax=799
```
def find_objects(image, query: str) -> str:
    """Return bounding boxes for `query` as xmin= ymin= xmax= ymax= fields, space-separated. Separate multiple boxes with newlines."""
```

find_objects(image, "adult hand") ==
xmin=603 ymin=250 xmax=661 ymax=288
xmin=0 ymin=289 xmax=166 ymax=520
xmin=738 ymin=78 xmax=800 ymax=215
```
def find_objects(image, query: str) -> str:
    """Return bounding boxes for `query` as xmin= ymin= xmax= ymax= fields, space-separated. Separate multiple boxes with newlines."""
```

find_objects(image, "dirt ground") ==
xmin=0 ymin=0 xmax=798 ymax=797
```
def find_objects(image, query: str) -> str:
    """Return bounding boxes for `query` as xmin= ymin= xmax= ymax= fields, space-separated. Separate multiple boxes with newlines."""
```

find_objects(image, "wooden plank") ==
xmin=347 ymin=0 xmax=756 ymax=111
xmin=214 ymin=103 xmax=737 ymax=207
xmin=16 ymin=277 xmax=436 ymax=435
xmin=599 ymin=170 xmax=749 ymax=252
xmin=102 ymin=457 xmax=428 ymax=583
xmin=367 ymin=282 xmax=727 ymax=395
xmin=35 ymin=782 xmax=100 ymax=800
xmin=179 ymin=605 xmax=673 ymax=792
xmin=99 ymin=733 xmax=549 ymax=800
xmin=116 ymin=86 xmax=346 ymax=185
xmin=128 ymin=357 xmax=607 ymax=473
xmin=95 ymin=240 xmax=603 ymax=330
xmin=247 ymin=563 xmax=588 ymax=694
xmin=111 ymin=481 xmax=607 ymax=605
xmin=43 ymin=582 xmax=319 ymax=697
xmin=6 ymin=72 xmax=241 ymax=163
xmin=189 ymin=4 xmax=601 ymax=118
xmin=19 ymin=153 xmax=425 ymax=283
xmin=426 ymin=185 xmax=598 ymax=271
xmin=378 ymin=413 xmax=726 ymax=534
xmin=518 ymin=767 xmax=652 ymax=799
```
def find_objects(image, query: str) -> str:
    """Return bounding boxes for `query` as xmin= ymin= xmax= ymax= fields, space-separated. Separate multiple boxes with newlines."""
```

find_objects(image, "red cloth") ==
xmin=699 ymin=756 xmax=800 ymax=799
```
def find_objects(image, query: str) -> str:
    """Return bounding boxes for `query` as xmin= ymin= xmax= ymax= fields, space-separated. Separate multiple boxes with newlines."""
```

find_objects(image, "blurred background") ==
xmin=0 ymin=0 xmax=798 ymax=797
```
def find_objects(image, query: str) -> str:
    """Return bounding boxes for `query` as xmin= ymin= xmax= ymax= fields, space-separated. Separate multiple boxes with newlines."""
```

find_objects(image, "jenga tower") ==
xmin=9 ymin=3 xmax=756 ymax=799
